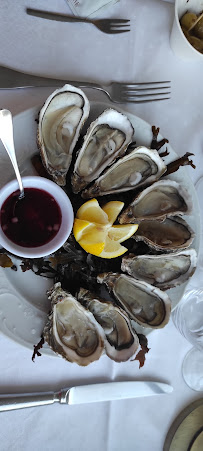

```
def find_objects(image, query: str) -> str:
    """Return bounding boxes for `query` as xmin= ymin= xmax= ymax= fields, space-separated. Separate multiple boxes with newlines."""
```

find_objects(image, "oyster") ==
xmin=71 ymin=109 xmax=134 ymax=193
xmin=133 ymin=216 xmax=194 ymax=252
xmin=43 ymin=283 xmax=104 ymax=366
xmin=37 ymin=84 xmax=90 ymax=186
xmin=121 ymin=249 xmax=197 ymax=290
xmin=82 ymin=146 xmax=166 ymax=198
xmin=97 ymin=273 xmax=171 ymax=329
xmin=77 ymin=288 xmax=139 ymax=362
xmin=119 ymin=179 xmax=192 ymax=224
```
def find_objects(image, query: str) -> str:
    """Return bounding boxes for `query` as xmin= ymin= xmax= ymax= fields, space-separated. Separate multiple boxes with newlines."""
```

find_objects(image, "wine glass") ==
xmin=172 ymin=287 xmax=203 ymax=391
xmin=172 ymin=175 xmax=203 ymax=391
xmin=195 ymin=175 xmax=203 ymax=271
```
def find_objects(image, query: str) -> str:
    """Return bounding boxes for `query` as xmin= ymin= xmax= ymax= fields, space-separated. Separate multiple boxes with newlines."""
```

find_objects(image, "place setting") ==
xmin=0 ymin=0 xmax=203 ymax=450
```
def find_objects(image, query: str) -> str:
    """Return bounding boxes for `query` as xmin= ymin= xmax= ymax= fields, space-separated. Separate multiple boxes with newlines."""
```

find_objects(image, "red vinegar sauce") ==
xmin=0 ymin=188 xmax=62 ymax=247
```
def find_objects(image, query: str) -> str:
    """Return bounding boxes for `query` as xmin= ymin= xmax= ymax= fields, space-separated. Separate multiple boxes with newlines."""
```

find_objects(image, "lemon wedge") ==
xmin=79 ymin=240 xmax=105 ymax=256
xmin=73 ymin=218 xmax=95 ymax=241
xmin=102 ymin=201 xmax=124 ymax=224
xmin=99 ymin=236 xmax=128 ymax=259
xmin=108 ymin=224 xmax=139 ymax=243
xmin=73 ymin=199 xmax=138 ymax=258
xmin=77 ymin=198 xmax=109 ymax=224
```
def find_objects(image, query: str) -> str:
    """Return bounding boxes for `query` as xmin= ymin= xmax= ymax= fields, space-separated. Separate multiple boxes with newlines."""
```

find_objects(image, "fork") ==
xmin=0 ymin=65 xmax=171 ymax=103
xmin=98 ymin=81 xmax=171 ymax=103
xmin=26 ymin=8 xmax=130 ymax=34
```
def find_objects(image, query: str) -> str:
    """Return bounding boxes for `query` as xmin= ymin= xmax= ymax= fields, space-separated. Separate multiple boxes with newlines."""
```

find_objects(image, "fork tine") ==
xmin=122 ymin=91 xmax=171 ymax=97
xmin=109 ymin=20 xmax=130 ymax=27
xmin=123 ymin=97 xmax=171 ymax=103
xmin=110 ymin=24 xmax=130 ymax=30
xmin=121 ymin=92 xmax=171 ymax=100
xmin=122 ymin=86 xmax=171 ymax=92
xmin=108 ymin=19 xmax=130 ymax=23
xmin=124 ymin=81 xmax=171 ymax=86
xmin=108 ymin=29 xmax=130 ymax=34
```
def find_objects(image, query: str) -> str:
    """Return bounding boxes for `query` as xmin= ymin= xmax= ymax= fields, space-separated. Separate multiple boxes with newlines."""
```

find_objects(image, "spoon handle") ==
xmin=0 ymin=109 xmax=24 ymax=197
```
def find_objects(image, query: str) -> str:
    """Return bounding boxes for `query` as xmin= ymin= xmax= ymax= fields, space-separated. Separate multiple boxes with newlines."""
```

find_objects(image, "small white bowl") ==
xmin=170 ymin=0 xmax=203 ymax=60
xmin=0 ymin=176 xmax=74 ymax=258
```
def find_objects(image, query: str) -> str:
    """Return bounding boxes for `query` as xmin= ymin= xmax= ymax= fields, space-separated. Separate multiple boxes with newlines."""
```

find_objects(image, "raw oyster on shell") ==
xmin=97 ymin=273 xmax=171 ymax=329
xmin=72 ymin=109 xmax=134 ymax=193
xmin=133 ymin=216 xmax=194 ymax=252
xmin=37 ymin=84 xmax=90 ymax=186
xmin=82 ymin=146 xmax=167 ymax=198
xmin=119 ymin=179 xmax=192 ymax=224
xmin=121 ymin=249 xmax=197 ymax=290
xmin=77 ymin=288 xmax=140 ymax=362
xmin=43 ymin=283 xmax=104 ymax=366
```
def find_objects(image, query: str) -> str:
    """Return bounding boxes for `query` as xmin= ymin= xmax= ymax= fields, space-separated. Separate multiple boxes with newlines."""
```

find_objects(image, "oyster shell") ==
xmin=82 ymin=146 xmax=166 ymax=198
xmin=77 ymin=288 xmax=139 ymax=362
xmin=121 ymin=249 xmax=197 ymax=290
xmin=133 ymin=216 xmax=194 ymax=252
xmin=97 ymin=273 xmax=171 ymax=329
xmin=71 ymin=109 xmax=134 ymax=193
xmin=119 ymin=179 xmax=192 ymax=224
xmin=43 ymin=283 xmax=104 ymax=366
xmin=37 ymin=84 xmax=90 ymax=186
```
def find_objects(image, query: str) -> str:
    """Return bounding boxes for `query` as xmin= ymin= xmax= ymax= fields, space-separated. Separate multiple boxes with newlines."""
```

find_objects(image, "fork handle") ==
xmin=26 ymin=8 xmax=93 ymax=24
xmin=0 ymin=65 xmax=103 ymax=90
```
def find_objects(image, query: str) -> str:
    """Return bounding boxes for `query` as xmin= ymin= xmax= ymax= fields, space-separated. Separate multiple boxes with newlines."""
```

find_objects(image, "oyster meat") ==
xmin=119 ymin=179 xmax=192 ymax=224
xmin=121 ymin=249 xmax=197 ymax=290
xmin=77 ymin=287 xmax=140 ymax=362
xmin=72 ymin=109 xmax=134 ymax=193
xmin=133 ymin=216 xmax=194 ymax=252
xmin=43 ymin=283 xmax=104 ymax=366
xmin=82 ymin=146 xmax=166 ymax=198
xmin=97 ymin=273 xmax=171 ymax=328
xmin=37 ymin=84 xmax=90 ymax=186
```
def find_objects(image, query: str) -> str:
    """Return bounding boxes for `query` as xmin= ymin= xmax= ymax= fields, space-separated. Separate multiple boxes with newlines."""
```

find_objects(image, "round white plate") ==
xmin=0 ymin=101 xmax=200 ymax=353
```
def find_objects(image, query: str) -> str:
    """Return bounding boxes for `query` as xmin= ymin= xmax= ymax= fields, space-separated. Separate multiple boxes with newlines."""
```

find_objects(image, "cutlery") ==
xmin=0 ymin=66 xmax=171 ymax=103
xmin=0 ymin=109 xmax=24 ymax=199
xmin=0 ymin=381 xmax=173 ymax=411
xmin=26 ymin=8 xmax=130 ymax=35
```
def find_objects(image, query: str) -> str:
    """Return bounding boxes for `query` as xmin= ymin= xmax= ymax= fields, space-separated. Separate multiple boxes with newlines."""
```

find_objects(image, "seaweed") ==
xmin=131 ymin=334 xmax=150 ymax=368
xmin=163 ymin=152 xmax=196 ymax=176
xmin=32 ymin=336 xmax=45 ymax=362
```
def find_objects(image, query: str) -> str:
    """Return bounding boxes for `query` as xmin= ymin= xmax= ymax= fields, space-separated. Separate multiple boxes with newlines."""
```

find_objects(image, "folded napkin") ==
xmin=66 ymin=0 xmax=120 ymax=17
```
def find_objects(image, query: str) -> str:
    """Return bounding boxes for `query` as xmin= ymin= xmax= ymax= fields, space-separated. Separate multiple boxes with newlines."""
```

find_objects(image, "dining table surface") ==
xmin=0 ymin=0 xmax=203 ymax=450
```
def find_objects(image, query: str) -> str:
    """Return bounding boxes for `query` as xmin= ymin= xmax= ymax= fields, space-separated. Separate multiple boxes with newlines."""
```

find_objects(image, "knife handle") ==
xmin=0 ymin=391 xmax=60 ymax=412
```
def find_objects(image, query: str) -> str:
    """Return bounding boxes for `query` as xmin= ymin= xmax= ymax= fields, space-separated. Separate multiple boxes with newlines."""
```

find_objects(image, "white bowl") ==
xmin=170 ymin=0 xmax=203 ymax=60
xmin=0 ymin=176 xmax=74 ymax=258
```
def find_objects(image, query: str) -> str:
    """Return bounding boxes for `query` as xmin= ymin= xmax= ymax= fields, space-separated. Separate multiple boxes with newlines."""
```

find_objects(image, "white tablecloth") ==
xmin=0 ymin=1 xmax=203 ymax=450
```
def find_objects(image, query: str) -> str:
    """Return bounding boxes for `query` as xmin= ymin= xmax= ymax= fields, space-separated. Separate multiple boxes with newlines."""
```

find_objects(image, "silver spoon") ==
xmin=0 ymin=109 xmax=24 ymax=199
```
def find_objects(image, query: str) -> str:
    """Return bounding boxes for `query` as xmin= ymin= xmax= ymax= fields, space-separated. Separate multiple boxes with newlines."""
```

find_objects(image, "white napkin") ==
xmin=66 ymin=0 xmax=120 ymax=17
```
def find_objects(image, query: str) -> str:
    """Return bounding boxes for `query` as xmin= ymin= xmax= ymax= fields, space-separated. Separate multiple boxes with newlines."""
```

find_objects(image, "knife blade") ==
xmin=0 ymin=381 xmax=173 ymax=411
xmin=0 ymin=65 xmax=97 ymax=89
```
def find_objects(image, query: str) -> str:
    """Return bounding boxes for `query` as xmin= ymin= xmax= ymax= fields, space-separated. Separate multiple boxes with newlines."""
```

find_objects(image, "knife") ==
xmin=0 ymin=381 xmax=173 ymax=411
xmin=0 ymin=65 xmax=96 ymax=90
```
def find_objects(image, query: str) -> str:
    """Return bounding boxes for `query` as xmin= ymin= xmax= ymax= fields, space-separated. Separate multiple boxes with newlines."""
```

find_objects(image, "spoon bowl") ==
xmin=0 ymin=109 xmax=24 ymax=199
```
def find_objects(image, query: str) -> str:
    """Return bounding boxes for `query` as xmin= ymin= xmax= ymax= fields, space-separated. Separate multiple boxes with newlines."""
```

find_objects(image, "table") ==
xmin=0 ymin=1 xmax=203 ymax=450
